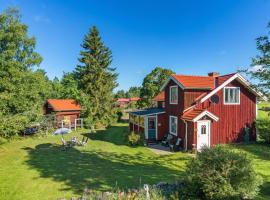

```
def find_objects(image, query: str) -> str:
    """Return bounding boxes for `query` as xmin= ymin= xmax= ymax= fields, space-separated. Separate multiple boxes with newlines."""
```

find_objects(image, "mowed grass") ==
xmin=258 ymin=101 xmax=270 ymax=118
xmin=0 ymin=123 xmax=190 ymax=200
xmin=0 ymin=101 xmax=270 ymax=200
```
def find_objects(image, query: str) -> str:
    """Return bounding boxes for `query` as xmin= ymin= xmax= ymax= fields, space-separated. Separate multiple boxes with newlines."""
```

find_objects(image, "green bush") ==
xmin=182 ymin=146 xmax=262 ymax=200
xmin=128 ymin=131 xmax=141 ymax=146
xmin=257 ymin=118 xmax=270 ymax=143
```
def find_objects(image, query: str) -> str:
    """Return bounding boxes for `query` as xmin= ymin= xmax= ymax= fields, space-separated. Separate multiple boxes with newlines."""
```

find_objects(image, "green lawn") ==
xmin=258 ymin=101 xmax=270 ymax=118
xmin=0 ymin=123 xmax=270 ymax=200
xmin=0 ymin=123 xmax=190 ymax=200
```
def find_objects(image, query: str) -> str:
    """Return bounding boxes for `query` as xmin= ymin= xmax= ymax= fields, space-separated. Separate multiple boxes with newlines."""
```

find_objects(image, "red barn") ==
xmin=129 ymin=72 xmax=267 ymax=151
xmin=44 ymin=99 xmax=82 ymax=128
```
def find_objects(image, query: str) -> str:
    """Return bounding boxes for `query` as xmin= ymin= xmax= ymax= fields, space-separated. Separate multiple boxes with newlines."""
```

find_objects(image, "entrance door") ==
xmin=197 ymin=120 xmax=210 ymax=150
xmin=148 ymin=116 xmax=156 ymax=140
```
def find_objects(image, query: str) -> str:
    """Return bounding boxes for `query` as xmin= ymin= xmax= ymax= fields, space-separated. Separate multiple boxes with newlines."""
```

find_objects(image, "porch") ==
xmin=129 ymin=108 xmax=166 ymax=141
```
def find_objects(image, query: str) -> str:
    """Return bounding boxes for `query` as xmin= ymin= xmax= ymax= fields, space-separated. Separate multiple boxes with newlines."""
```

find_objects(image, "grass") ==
xmin=0 ymin=101 xmax=270 ymax=200
xmin=258 ymin=101 xmax=270 ymax=118
xmin=0 ymin=123 xmax=190 ymax=200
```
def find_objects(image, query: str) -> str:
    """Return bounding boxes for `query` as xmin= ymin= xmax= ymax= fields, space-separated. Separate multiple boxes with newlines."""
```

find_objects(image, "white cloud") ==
xmin=248 ymin=65 xmax=263 ymax=72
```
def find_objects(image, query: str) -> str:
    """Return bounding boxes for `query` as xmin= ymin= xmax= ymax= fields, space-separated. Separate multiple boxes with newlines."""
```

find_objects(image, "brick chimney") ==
xmin=208 ymin=72 xmax=220 ymax=77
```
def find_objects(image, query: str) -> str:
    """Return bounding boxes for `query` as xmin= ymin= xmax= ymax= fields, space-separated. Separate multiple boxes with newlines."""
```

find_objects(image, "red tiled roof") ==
xmin=172 ymin=74 xmax=215 ymax=89
xmin=216 ymin=73 xmax=236 ymax=86
xmin=154 ymin=91 xmax=165 ymax=101
xmin=117 ymin=98 xmax=130 ymax=103
xmin=117 ymin=97 xmax=140 ymax=103
xmin=130 ymin=97 xmax=140 ymax=101
xmin=47 ymin=99 xmax=81 ymax=111
xmin=181 ymin=108 xmax=205 ymax=121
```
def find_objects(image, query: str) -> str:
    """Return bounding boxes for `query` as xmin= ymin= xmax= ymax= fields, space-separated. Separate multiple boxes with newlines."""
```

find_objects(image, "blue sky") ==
xmin=1 ymin=0 xmax=270 ymax=91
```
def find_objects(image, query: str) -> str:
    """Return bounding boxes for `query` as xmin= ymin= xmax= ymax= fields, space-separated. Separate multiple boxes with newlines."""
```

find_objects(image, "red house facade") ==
xmin=129 ymin=72 xmax=267 ymax=151
xmin=44 ymin=99 xmax=81 ymax=128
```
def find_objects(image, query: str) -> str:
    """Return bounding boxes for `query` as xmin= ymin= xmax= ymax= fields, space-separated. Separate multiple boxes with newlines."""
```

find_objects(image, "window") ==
xmin=169 ymin=116 xmax=177 ymax=135
xmin=224 ymin=87 xmax=240 ymax=104
xmin=148 ymin=117 xmax=156 ymax=129
xmin=201 ymin=125 xmax=206 ymax=134
xmin=170 ymin=86 xmax=178 ymax=104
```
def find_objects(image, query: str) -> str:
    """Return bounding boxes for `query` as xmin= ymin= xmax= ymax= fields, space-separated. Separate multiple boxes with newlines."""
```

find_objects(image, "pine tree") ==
xmin=76 ymin=26 xmax=118 ymax=127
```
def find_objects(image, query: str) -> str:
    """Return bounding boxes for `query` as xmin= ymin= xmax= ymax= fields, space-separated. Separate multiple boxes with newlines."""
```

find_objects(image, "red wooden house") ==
xmin=44 ymin=99 xmax=82 ymax=128
xmin=129 ymin=72 xmax=267 ymax=151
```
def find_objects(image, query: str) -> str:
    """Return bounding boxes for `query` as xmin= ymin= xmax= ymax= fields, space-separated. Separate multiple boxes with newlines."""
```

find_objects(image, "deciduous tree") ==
xmin=138 ymin=67 xmax=174 ymax=108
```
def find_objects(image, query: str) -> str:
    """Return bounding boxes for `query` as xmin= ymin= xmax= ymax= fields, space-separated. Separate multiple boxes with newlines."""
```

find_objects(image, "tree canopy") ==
xmin=138 ymin=67 xmax=174 ymax=108
xmin=75 ymin=26 xmax=118 ymax=127
xmin=0 ymin=8 xmax=53 ymax=137
xmin=243 ymin=22 xmax=270 ymax=94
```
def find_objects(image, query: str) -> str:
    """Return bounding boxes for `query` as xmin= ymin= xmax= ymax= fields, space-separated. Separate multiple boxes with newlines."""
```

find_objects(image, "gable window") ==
xmin=169 ymin=116 xmax=177 ymax=135
xmin=224 ymin=87 xmax=240 ymax=104
xmin=170 ymin=86 xmax=178 ymax=104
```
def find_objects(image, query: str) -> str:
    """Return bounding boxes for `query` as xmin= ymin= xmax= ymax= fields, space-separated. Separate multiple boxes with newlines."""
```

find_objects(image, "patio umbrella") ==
xmin=54 ymin=128 xmax=71 ymax=135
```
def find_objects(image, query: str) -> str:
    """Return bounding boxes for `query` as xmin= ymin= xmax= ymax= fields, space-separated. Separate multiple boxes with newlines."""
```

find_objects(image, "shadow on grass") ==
xmin=231 ymin=143 xmax=270 ymax=160
xmin=23 ymin=143 xmax=185 ymax=195
xmin=83 ymin=124 xmax=129 ymax=146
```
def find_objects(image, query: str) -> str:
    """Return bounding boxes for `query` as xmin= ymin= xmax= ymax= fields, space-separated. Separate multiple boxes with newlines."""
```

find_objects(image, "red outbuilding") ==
xmin=44 ymin=99 xmax=82 ymax=128
xmin=129 ymin=72 xmax=267 ymax=151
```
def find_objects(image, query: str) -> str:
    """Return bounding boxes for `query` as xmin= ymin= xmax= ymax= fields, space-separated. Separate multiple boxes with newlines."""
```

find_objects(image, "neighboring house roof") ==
xmin=117 ymin=98 xmax=130 ymax=103
xmin=182 ymin=108 xmax=219 ymax=122
xmin=130 ymin=108 xmax=165 ymax=116
xmin=154 ymin=91 xmax=165 ymax=101
xmin=130 ymin=97 xmax=140 ymax=101
xmin=47 ymin=99 xmax=81 ymax=111
xmin=117 ymin=97 xmax=140 ymax=103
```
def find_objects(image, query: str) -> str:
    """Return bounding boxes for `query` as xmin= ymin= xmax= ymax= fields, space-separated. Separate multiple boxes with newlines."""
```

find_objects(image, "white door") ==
xmin=197 ymin=120 xmax=210 ymax=150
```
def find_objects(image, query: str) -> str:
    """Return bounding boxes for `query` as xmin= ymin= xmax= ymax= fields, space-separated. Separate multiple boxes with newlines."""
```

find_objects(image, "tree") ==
xmin=127 ymin=86 xmax=141 ymax=98
xmin=75 ymin=26 xmax=118 ymax=127
xmin=49 ymin=77 xmax=64 ymax=99
xmin=0 ymin=8 xmax=51 ymax=137
xmin=61 ymin=72 xmax=80 ymax=99
xmin=115 ymin=89 xmax=127 ymax=98
xmin=243 ymin=22 xmax=270 ymax=93
xmin=138 ymin=67 xmax=174 ymax=108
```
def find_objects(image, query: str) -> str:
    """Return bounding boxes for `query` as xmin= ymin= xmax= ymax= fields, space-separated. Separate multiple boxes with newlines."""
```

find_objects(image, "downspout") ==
xmin=183 ymin=119 xmax=188 ymax=151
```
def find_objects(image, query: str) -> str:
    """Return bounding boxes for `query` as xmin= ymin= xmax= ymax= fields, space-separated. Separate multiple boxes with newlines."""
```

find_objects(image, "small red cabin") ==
xmin=44 ymin=99 xmax=81 ymax=128
xmin=129 ymin=72 xmax=267 ymax=151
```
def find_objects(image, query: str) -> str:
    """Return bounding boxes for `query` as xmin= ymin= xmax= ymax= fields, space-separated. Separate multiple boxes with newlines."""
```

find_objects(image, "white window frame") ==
xmin=223 ymin=87 xmax=240 ymax=105
xmin=170 ymin=86 xmax=178 ymax=104
xmin=169 ymin=116 xmax=177 ymax=136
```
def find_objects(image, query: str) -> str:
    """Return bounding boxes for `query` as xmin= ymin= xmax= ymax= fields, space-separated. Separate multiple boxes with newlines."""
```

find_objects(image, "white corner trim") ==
xmin=192 ymin=111 xmax=219 ymax=122
xmin=169 ymin=115 xmax=178 ymax=136
xmin=160 ymin=76 xmax=185 ymax=91
xmin=200 ymin=73 xmax=268 ymax=103
xmin=169 ymin=85 xmax=178 ymax=104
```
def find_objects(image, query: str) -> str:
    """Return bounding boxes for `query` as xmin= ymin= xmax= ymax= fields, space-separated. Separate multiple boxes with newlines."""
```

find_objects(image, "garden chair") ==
xmin=169 ymin=137 xmax=182 ymax=152
xmin=82 ymin=137 xmax=89 ymax=146
xmin=79 ymin=137 xmax=89 ymax=146
xmin=161 ymin=134 xmax=173 ymax=146
xmin=61 ymin=137 xmax=71 ymax=150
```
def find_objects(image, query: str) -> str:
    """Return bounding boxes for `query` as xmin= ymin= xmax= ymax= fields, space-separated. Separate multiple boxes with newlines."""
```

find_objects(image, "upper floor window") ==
xmin=170 ymin=86 xmax=178 ymax=104
xmin=224 ymin=87 xmax=240 ymax=105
